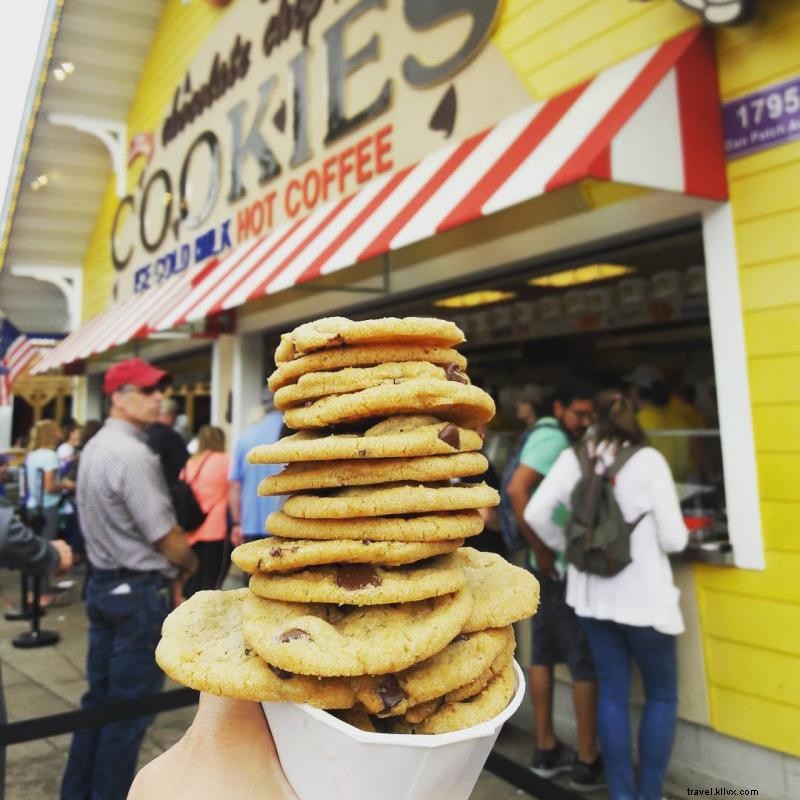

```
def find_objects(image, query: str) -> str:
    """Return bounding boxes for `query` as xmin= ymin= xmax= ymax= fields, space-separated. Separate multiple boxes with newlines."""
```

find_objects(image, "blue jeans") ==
xmin=579 ymin=618 xmax=678 ymax=800
xmin=61 ymin=571 xmax=172 ymax=800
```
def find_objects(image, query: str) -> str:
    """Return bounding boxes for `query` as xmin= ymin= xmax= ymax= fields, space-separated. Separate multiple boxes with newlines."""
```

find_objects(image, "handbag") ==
xmin=171 ymin=454 xmax=211 ymax=533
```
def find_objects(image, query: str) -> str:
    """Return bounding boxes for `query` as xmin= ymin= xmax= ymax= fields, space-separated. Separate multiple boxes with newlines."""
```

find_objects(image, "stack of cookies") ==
xmin=156 ymin=316 xmax=539 ymax=735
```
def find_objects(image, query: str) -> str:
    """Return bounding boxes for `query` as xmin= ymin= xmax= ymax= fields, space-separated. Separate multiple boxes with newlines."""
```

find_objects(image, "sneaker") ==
xmin=530 ymin=741 xmax=575 ymax=778
xmin=569 ymin=753 xmax=607 ymax=793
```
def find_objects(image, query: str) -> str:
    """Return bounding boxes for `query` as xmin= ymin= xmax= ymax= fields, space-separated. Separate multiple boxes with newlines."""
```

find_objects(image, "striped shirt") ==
xmin=76 ymin=417 xmax=177 ymax=576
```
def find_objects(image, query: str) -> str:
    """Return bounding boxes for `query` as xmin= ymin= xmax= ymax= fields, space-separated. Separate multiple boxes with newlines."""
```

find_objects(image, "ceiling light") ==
xmin=61 ymin=61 xmax=75 ymax=74
xmin=434 ymin=290 xmax=518 ymax=309
xmin=528 ymin=263 xmax=634 ymax=289
xmin=53 ymin=67 xmax=66 ymax=81
xmin=30 ymin=174 xmax=49 ymax=190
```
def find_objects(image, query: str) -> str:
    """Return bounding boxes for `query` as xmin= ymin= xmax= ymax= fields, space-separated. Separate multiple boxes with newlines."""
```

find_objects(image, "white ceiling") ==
xmin=0 ymin=0 xmax=165 ymax=335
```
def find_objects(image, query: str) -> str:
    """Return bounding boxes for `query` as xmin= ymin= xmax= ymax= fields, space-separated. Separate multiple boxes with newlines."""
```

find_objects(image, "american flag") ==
xmin=0 ymin=317 xmax=38 ymax=406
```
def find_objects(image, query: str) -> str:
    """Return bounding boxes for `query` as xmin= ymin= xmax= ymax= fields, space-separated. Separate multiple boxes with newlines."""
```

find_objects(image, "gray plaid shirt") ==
xmin=77 ymin=417 xmax=177 ymax=576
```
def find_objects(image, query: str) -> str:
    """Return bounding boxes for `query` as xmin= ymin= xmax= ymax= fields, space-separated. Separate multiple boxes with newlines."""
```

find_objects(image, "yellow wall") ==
xmin=696 ymin=0 xmax=800 ymax=757
xmin=493 ymin=0 xmax=697 ymax=99
xmin=495 ymin=0 xmax=800 ymax=758
xmin=81 ymin=0 xmax=234 ymax=319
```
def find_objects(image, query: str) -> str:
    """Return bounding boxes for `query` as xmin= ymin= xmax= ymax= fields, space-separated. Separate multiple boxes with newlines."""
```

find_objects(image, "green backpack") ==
xmin=564 ymin=443 xmax=645 ymax=577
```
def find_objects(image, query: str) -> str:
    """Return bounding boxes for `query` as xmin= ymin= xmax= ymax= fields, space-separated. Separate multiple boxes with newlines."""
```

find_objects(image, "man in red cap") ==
xmin=62 ymin=358 xmax=198 ymax=800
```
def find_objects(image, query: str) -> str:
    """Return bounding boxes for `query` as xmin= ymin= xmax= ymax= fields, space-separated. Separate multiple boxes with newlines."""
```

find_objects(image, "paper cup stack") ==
xmin=156 ymin=317 xmax=539 ymax=800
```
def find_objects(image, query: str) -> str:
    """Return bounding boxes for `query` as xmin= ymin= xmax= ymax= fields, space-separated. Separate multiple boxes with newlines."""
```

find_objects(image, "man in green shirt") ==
xmin=506 ymin=381 xmax=605 ymax=791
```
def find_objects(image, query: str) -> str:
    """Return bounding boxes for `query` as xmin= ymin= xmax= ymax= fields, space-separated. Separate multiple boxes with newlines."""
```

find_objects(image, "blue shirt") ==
xmin=229 ymin=411 xmax=285 ymax=538
xmin=25 ymin=449 xmax=61 ymax=509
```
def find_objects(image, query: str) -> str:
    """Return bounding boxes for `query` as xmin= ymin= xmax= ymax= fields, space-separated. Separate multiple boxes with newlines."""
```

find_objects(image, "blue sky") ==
xmin=0 ymin=0 xmax=51 ymax=235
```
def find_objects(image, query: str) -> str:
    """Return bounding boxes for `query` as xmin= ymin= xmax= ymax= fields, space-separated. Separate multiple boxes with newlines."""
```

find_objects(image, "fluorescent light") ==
xmin=434 ymin=290 xmax=518 ymax=309
xmin=53 ymin=67 xmax=66 ymax=81
xmin=30 ymin=174 xmax=49 ymax=190
xmin=528 ymin=264 xmax=634 ymax=288
xmin=61 ymin=61 xmax=75 ymax=74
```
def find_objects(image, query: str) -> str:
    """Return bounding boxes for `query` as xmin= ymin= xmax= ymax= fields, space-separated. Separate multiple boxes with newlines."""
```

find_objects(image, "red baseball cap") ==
xmin=103 ymin=358 xmax=172 ymax=395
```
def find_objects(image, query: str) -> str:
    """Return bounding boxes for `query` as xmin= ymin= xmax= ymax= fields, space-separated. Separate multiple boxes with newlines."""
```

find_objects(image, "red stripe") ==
xmin=6 ymin=336 xmax=27 ymax=361
xmin=293 ymin=169 xmax=412 ymax=286
xmin=7 ymin=342 xmax=31 ymax=369
xmin=201 ymin=220 xmax=305 ymax=318
xmin=191 ymin=257 xmax=220 ymax=288
xmin=136 ymin=273 xmax=197 ymax=339
xmin=438 ymin=83 xmax=589 ymax=235
xmin=174 ymin=237 xmax=270 ymax=326
xmin=675 ymin=29 xmax=727 ymax=200
xmin=255 ymin=196 xmax=356 ymax=299
xmin=586 ymin=146 xmax=611 ymax=181
xmin=9 ymin=347 xmax=37 ymax=382
xmin=546 ymin=27 xmax=701 ymax=192
xmin=357 ymin=133 xmax=490 ymax=263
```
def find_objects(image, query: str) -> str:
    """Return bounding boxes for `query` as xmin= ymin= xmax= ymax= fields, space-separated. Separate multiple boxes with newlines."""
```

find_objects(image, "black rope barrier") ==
xmin=0 ymin=688 xmax=198 ymax=747
xmin=485 ymin=751 xmax=585 ymax=800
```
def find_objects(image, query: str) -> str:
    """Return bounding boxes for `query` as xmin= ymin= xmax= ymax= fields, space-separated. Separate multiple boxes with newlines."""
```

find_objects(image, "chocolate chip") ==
xmin=445 ymin=363 xmax=468 ymax=384
xmin=335 ymin=564 xmax=381 ymax=590
xmin=244 ymin=647 xmax=252 ymax=656
xmin=437 ymin=423 xmax=461 ymax=450
xmin=279 ymin=628 xmax=310 ymax=643
xmin=270 ymin=547 xmax=283 ymax=557
xmin=269 ymin=664 xmax=293 ymax=680
xmin=377 ymin=676 xmax=407 ymax=712
xmin=357 ymin=449 xmax=367 ymax=457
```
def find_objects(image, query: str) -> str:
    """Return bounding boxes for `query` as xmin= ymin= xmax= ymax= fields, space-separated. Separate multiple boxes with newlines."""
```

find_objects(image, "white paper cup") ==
xmin=263 ymin=660 xmax=525 ymax=800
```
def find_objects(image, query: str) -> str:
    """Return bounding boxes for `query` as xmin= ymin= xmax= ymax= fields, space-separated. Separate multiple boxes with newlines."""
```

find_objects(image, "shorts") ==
xmin=530 ymin=570 xmax=596 ymax=682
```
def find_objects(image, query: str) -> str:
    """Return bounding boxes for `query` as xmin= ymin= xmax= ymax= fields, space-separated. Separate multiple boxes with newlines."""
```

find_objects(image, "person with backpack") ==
xmin=524 ymin=390 xmax=688 ymax=800
xmin=505 ymin=381 xmax=604 ymax=791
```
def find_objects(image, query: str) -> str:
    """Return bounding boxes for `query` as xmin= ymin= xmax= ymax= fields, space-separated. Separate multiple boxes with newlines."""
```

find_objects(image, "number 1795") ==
xmin=736 ymin=85 xmax=800 ymax=128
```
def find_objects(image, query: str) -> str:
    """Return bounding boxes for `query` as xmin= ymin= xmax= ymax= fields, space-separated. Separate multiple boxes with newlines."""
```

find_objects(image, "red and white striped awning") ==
xmin=31 ymin=262 xmax=216 ymax=374
xmin=35 ymin=27 xmax=725 ymax=373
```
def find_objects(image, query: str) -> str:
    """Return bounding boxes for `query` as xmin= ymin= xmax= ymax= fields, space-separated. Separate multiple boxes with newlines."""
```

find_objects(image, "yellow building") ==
xmin=8 ymin=0 xmax=800 ymax=794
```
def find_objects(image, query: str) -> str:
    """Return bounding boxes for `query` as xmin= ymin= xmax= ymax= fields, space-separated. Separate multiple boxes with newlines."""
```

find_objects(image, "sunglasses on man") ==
xmin=118 ymin=383 xmax=164 ymax=396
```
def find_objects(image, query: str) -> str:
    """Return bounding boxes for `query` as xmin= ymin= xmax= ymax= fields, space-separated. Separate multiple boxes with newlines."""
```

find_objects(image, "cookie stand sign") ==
xmin=722 ymin=74 xmax=800 ymax=159
xmin=262 ymin=661 xmax=525 ymax=800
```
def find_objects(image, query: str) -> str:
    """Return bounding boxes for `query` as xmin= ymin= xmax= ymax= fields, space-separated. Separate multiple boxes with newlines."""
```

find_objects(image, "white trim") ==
xmin=702 ymin=204 xmax=764 ymax=570
xmin=9 ymin=264 xmax=82 ymax=330
xmin=210 ymin=334 xmax=233 ymax=442
xmin=48 ymin=113 xmax=127 ymax=198
xmin=230 ymin=333 xmax=265 ymax=446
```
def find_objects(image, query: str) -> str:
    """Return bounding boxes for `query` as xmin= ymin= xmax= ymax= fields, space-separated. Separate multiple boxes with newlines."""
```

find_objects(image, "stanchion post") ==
xmin=13 ymin=468 xmax=59 ymax=648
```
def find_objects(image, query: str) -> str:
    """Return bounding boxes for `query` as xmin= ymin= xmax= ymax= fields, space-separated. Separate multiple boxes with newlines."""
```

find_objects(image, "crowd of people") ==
xmin=469 ymin=369 xmax=695 ymax=800
xmin=0 ymin=355 xmax=702 ymax=800
xmin=0 ymin=359 xmax=286 ymax=800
